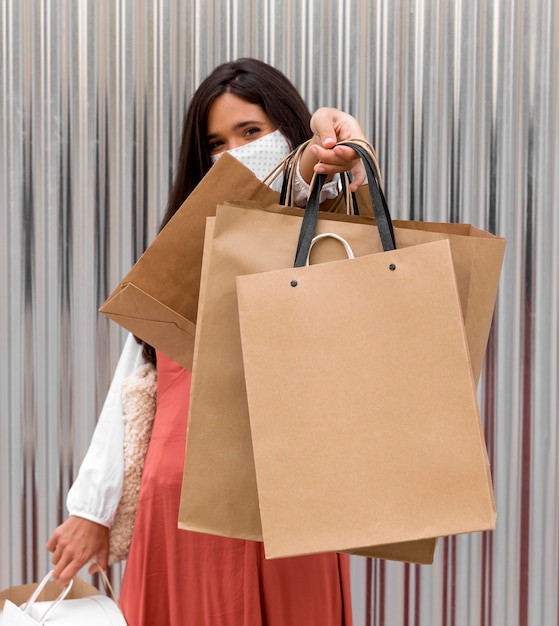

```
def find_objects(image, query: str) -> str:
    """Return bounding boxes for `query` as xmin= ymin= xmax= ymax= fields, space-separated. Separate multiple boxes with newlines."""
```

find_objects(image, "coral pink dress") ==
xmin=119 ymin=352 xmax=353 ymax=625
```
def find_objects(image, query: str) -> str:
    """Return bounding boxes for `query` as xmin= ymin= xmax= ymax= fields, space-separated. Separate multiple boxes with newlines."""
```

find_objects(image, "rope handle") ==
xmin=90 ymin=561 xmax=122 ymax=608
xmin=305 ymin=233 xmax=355 ymax=266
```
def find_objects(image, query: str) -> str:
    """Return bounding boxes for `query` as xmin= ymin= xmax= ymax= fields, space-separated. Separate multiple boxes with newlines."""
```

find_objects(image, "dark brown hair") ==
xmin=140 ymin=58 xmax=314 ymax=365
xmin=159 ymin=58 xmax=313 ymax=230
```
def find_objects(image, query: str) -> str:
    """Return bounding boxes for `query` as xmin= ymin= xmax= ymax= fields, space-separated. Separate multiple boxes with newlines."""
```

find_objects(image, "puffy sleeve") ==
xmin=66 ymin=333 xmax=146 ymax=527
xmin=291 ymin=161 xmax=341 ymax=206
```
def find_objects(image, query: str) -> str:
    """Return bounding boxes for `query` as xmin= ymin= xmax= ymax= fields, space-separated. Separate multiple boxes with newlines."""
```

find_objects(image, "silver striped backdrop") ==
xmin=0 ymin=1 xmax=557 ymax=624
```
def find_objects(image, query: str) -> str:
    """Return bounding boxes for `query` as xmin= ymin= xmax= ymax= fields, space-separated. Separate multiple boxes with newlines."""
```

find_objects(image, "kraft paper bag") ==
xmin=236 ymin=236 xmax=496 ymax=558
xmin=99 ymin=153 xmax=279 ymax=371
xmin=99 ymin=153 xmax=372 ymax=371
xmin=388 ymin=220 xmax=505 ymax=383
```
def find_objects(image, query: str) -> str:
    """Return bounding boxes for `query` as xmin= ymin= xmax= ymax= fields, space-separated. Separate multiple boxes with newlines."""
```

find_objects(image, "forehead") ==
xmin=206 ymin=93 xmax=270 ymax=133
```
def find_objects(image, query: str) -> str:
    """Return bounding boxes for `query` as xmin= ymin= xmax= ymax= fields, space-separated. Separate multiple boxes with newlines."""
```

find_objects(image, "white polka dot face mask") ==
xmin=210 ymin=129 xmax=291 ymax=182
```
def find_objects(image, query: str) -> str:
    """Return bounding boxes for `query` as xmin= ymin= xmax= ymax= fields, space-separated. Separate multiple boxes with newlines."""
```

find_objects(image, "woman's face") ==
xmin=206 ymin=93 xmax=277 ymax=156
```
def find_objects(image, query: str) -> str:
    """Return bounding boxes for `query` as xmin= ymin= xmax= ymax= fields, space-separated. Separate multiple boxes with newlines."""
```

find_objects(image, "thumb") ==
xmin=309 ymin=108 xmax=339 ymax=149
xmin=317 ymin=133 xmax=336 ymax=150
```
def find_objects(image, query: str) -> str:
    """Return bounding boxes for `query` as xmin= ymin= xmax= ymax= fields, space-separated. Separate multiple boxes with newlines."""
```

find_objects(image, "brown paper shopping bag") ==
xmin=99 ymin=153 xmax=278 ymax=370
xmin=99 ymin=151 xmax=370 ymax=371
xmin=236 ymin=236 xmax=495 ymax=558
xmin=389 ymin=219 xmax=505 ymax=383
xmin=178 ymin=144 xmax=503 ymax=563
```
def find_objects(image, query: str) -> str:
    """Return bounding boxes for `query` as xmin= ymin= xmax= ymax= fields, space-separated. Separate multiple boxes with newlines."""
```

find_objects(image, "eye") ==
xmin=208 ymin=139 xmax=225 ymax=154
xmin=243 ymin=126 xmax=262 ymax=138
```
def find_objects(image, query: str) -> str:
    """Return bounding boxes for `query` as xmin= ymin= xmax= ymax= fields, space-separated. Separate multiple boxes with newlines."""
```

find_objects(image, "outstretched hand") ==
xmin=299 ymin=107 xmax=368 ymax=191
xmin=46 ymin=516 xmax=110 ymax=587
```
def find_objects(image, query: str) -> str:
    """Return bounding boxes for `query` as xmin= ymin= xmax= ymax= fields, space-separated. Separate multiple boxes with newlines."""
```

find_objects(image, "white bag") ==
xmin=0 ymin=570 xmax=127 ymax=625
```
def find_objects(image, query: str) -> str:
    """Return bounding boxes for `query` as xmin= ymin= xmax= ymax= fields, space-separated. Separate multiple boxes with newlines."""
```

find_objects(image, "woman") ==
xmin=47 ymin=58 xmax=367 ymax=625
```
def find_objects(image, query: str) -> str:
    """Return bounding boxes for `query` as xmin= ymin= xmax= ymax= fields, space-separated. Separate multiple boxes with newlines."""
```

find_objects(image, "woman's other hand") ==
xmin=300 ymin=108 xmax=368 ymax=191
xmin=46 ymin=516 xmax=110 ymax=586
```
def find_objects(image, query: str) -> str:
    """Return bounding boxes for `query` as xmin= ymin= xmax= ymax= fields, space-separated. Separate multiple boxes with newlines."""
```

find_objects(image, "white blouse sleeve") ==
xmin=66 ymin=333 xmax=146 ymax=527
xmin=291 ymin=161 xmax=341 ymax=206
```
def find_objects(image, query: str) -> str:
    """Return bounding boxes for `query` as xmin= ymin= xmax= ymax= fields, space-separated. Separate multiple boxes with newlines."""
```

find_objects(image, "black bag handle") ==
xmin=293 ymin=141 xmax=396 ymax=268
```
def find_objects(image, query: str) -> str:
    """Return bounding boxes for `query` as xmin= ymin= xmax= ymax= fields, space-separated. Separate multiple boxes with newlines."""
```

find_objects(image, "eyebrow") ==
xmin=206 ymin=120 xmax=265 ymax=141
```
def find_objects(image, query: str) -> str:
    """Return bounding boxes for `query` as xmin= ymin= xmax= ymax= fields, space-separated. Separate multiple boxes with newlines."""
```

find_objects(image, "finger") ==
xmin=313 ymin=158 xmax=361 ymax=177
xmin=311 ymin=151 xmax=354 ymax=172
xmin=310 ymin=107 xmax=364 ymax=148
xmin=46 ymin=532 xmax=59 ymax=552
xmin=51 ymin=551 xmax=74 ymax=583
xmin=309 ymin=116 xmax=337 ymax=149
xmin=349 ymin=162 xmax=367 ymax=190
xmin=312 ymin=144 xmax=360 ymax=167
xmin=320 ymin=135 xmax=337 ymax=149
xmin=93 ymin=546 xmax=109 ymax=573
xmin=332 ymin=144 xmax=360 ymax=161
xmin=54 ymin=545 xmax=91 ymax=584
xmin=51 ymin=543 xmax=89 ymax=583
xmin=57 ymin=560 xmax=83 ymax=587
xmin=50 ymin=542 xmax=64 ymax=566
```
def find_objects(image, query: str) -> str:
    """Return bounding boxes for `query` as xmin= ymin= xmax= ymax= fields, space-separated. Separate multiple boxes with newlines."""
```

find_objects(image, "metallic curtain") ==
xmin=1 ymin=1 xmax=557 ymax=624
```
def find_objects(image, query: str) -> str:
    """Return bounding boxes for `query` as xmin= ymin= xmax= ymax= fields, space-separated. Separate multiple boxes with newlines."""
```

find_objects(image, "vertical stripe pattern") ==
xmin=0 ymin=1 xmax=557 ymax=623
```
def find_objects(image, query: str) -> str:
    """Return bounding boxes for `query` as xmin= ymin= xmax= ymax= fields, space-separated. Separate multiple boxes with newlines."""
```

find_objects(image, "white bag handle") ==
xmin=20 ymin=570 xmax=74 ymax=623
xmin=6 ymin=565 xmax=125 ymax=625
xmin=305 ymin=232 xmax=355 ymax=266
